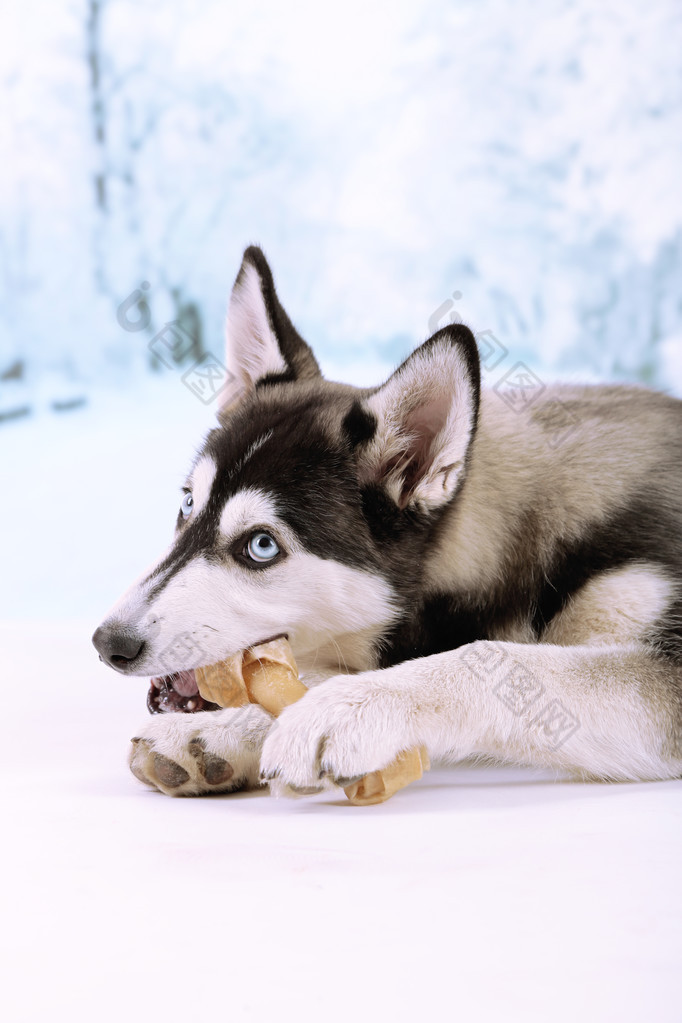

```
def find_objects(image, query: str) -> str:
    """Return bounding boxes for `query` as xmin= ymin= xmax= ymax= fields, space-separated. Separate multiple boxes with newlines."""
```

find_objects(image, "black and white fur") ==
xmin=93 ymin=246 xmax=682 ymax=797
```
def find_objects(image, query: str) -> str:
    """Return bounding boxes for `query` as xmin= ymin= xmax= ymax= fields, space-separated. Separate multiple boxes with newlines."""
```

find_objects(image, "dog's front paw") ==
xmin=260 ymin=673 xmax=412 ymax=797
xmin=128 ymin=705 xmax=273 ymax=797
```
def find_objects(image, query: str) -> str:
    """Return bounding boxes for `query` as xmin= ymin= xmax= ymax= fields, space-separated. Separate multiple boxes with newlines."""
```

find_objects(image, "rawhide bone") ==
xmin=195 ymin=637 xmax=429 ymax=806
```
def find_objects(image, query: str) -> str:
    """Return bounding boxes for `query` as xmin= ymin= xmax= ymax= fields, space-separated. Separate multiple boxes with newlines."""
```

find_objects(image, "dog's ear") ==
xmin=354 ymin=325 xmax=481 ymax=512
xmin=221 ymin=247 xmax=321 ymax=412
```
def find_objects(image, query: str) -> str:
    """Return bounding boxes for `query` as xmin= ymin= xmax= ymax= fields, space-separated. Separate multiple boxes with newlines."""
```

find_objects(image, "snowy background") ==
xmin=1 ymin=0 xmax=682 ymax=418
xmin=3 ymin=4 xmax=682 ymax=1020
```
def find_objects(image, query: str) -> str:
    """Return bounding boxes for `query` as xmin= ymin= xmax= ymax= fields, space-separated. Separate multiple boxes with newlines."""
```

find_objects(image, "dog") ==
xmin=92 ymin=246 xmax=682 ymax=797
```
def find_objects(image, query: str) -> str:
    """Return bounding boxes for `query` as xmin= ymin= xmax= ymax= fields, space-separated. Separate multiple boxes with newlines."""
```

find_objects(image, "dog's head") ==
xmin=93 ymin=247 xmax=480 ymax=680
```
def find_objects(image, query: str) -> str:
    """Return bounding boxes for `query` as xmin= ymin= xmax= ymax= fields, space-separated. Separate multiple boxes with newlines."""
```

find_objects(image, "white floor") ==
xmin=4 ymin=619 xmax=681 ymax=1023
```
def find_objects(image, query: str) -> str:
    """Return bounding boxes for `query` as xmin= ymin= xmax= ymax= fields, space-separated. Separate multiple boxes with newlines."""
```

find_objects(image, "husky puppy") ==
xmin=93 ymin=247 xmax=682 ymax=796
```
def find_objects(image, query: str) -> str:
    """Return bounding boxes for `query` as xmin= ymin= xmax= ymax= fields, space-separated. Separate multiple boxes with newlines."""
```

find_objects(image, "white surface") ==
xmin=3 ymin=619 xmax=681 ymax=1023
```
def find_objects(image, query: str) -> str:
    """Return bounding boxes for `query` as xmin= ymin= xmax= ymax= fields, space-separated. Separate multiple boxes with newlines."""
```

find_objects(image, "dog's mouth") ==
xmin=146 ymin=669 xmax=220 ymax=715
xmin=146 ymin=634 xmax=288 ymax=715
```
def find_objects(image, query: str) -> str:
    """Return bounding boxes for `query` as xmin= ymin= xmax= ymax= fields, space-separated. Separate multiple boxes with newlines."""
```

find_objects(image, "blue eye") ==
xmin=181 ymin=492 xmax=194 ymax=519
xmin=246 ymin=532 xmax=280 ymax=563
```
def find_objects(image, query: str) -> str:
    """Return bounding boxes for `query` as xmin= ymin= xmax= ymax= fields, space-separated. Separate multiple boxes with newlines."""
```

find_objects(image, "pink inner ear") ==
xmin=406 ymin=393 xmax=452 ymax=443
xmin=398 ymin=392 xmax=452 ymax=504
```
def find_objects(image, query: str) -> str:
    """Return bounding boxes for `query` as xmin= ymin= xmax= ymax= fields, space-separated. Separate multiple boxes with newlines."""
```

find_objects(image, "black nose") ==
xmin=92 ymin=624 xmax=145 ymax=669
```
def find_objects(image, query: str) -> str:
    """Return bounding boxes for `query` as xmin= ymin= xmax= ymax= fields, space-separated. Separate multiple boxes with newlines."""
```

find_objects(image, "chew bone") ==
xmin=342 ymin=746 xmax=430 ymax=806
xmin=196 ymin=638 xmax=428 ymax=805
xmin=195 ymin=637 xmax=307 ymax=714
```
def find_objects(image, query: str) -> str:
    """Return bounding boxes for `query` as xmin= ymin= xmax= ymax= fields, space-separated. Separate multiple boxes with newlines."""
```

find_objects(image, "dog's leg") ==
xmin=128 ymin=704 xmax=273 ymax=796
xmin=260 ymin=641 xmax=682 ymax=793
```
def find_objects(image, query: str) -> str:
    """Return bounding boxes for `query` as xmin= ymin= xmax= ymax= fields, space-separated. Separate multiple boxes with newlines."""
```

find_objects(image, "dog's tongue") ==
xmin=170 ymin=669 xmax=198 ymax=696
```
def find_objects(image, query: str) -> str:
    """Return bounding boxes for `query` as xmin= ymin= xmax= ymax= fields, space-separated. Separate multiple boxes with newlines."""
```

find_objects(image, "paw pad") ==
xmin=152 ymin=753 xmax=190 ymax=789
xmin=189 ymin=738 xmax=235 ymax=786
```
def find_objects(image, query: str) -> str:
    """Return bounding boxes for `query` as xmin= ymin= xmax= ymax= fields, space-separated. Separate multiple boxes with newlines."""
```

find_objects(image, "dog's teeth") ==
xmin=186 ymin=699 xmax=196 ymax=710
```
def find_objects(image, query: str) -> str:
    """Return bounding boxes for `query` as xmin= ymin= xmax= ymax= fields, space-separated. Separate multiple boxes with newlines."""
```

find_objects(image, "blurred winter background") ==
xmin=1 ymin=0 xmax=682 ymax=616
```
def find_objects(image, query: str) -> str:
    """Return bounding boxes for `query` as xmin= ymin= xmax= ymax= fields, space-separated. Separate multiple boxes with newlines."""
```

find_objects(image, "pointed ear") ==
xmin=221 ymin=246 xmax=321 ymax=410
xmin=356 ymin=325 xmax=481 ymax=512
